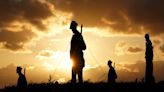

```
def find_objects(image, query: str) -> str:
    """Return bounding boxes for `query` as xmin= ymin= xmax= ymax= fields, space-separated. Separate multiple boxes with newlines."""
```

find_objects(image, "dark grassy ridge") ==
xmin=1 ymin=82 xmax=164 ymax=92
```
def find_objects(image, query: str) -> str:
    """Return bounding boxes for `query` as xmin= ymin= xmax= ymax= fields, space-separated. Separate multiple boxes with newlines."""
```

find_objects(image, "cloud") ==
xmin=53 ymin=0 xmax=164 ymax=35
xmin=117 ymin=41 xmax=127 ymax=48
xmin=1 ymin=61 xmax=164 ymax=88
xmin=0 ymin=0 xmax=72 ymax=51
xmin=115 ymin=41 xmax=127 ymax=55
xmin=153 ymin=39 xmax=161 ymax=46
xmin=0 ymin=63 xmax=71 ymax=89
xmin=0 ymin=0 xmax=54 ymax=31
xmin=159 ymin=44 xmax=164 ymax=53
xmin=85 ymin=60 xmax=164 ymax=83
xmin=0 ymin=0 xmax=55 ymax=51
xmin=0 ymin=28 xmax=36 ymax=51
xmin=0 ymin=64 xmax=17 ymax=89
xmin=36 ymin=50 xmax=54 ymax=59
xmin=115 ymin=41 xmax=144 ymax=55
xmin=36 ymin=50 xmax=68 ymax=60
xmin=127 ymin=46 xmax=143 ymax=54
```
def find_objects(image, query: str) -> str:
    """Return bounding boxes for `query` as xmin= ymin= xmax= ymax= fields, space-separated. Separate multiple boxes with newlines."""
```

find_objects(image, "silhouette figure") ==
xmin=70 ymin=21 xmax=86 ymax=83
xmin=16 ymin=66 xmax=27 ymax=92
xmin=108 ymin=60 xmax=117 ymax=84
xmin=145 ymin=34 xmax=155 ymax=84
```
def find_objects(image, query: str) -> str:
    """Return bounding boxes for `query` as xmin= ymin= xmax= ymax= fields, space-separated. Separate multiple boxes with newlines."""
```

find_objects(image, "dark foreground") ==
xmin=1 ymin=82 xmax=164 ymax=92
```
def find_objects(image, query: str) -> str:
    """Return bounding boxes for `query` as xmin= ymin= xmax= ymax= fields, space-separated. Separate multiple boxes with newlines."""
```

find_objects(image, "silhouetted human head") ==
xmin=108 ymin=60 xmax=112 ymax=67
xmin=70 ymin=21 xmax=78 ymax=34
xmin=145 ymin=33 xmax=150 ymax=41
xmin=16 ymin=66 xmax=22 ymax=74
xmin=70 ymin=21 xmax=78 ymax=29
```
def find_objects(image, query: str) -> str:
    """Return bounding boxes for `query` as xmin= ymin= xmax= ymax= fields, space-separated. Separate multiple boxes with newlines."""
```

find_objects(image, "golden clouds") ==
xmin=0 ymin=0 xmax=54 ymax=51
xmin=0 ymin=0 xmax=54 ymax=31
xmin=127 ymin=46 xmax=143 ymax=54
xmin=160 ymin=45 xmax=164 ymax=54
xmin=115 ymin=41 xmax=143 ymax=55
xmin=0 ymin=28 xmax=36 ymax=51
xmin=0 ymin=0 xmax=72 ymax=51
xmin=115 ymin=41 xmax=127 ymax=56
xmin=54 ymin=0 xmax=164 ymax=35
xmin=36 ymin=50 xmax=55 ymax=59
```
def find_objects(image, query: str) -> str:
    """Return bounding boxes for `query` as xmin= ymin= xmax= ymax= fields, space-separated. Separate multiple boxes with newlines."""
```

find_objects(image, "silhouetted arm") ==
xmin=79 ymin=34 xmax=86 ymax=50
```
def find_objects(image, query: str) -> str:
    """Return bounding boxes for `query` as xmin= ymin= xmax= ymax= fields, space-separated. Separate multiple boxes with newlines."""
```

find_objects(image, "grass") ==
xmin=0 ymin=81 xmax=164 ymax=92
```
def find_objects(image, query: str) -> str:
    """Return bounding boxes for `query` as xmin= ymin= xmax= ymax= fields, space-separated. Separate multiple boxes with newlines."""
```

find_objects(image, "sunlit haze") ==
xmin=0 ymin=0 xmax=164 ymax=89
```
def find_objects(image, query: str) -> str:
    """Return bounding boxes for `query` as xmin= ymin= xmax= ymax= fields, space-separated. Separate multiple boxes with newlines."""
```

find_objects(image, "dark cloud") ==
xmin=0 ymin=28 xmax=36 ymax=51
xmin=0 ymin=0 xmax=53 ymax=31
xmin=0 ymin=0 xmax=54 ymax=51
xmin=127 ymin=46 xmax=143 ymax=53
xmin=54 ymin=0 xmax=164 ymax=35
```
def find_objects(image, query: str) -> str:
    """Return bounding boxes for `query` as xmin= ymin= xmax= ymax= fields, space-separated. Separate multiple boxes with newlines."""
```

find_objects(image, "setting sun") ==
xmin=58 ymin=53 xmax=73 ymax=69
xmin=42 ymin=51 xmax=73 ymax=71
xmin=1 ymin=0 xmax=164 ymax=90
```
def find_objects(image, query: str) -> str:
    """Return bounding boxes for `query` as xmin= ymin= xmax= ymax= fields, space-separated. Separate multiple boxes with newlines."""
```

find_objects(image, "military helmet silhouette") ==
xmin=108 ymin=60 xmax=112 ymax=65
xmin=70 ymin=21 xmax=78 ymax=29
xmin=17 ymin=66 xmax=22 ymax=72
xmin=145 ymin=33 xmax=149 ymax=39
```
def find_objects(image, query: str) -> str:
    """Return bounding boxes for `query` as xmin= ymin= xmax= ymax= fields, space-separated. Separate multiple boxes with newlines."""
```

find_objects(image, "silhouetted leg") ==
xmin=71 ymin=69 xmax=76 ymax=83
xmin=149 ymin=61 xmax=155 ymax=84
xmin=145 ymin=59 xmax=155 ymax=84
xmin=145 ymin=61 xmax=149 ymax=84
xmin=113 ymin=79 xmax=116 ymax=84
xmin=78 ymin=68 xmax=83 ymax=83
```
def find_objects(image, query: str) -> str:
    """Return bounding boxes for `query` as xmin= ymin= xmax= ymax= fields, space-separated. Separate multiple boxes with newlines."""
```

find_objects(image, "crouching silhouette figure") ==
xmin=108 ymin=60 xmax=117 ymax=84
xmin=16 ymin=66 xmax=27 ymax=92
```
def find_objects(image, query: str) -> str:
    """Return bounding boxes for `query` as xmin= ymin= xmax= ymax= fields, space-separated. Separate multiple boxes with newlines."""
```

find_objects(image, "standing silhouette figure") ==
xmin=70 ymin=21 xmax=86 ymax=83
xmin=16 ymin=66 xmax=27 ymax=92
xmin=108 ymin=60 xmax=117 ymax=84
xmin=145 ymin=34 xmax=155 ymax=84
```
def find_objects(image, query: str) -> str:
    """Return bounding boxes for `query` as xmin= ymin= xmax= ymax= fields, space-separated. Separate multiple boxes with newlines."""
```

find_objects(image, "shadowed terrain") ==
xmin=1 ymin=81 xmax=164 ymax=92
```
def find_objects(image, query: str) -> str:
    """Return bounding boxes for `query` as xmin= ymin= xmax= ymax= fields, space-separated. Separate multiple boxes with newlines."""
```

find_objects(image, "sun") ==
xmin=58 ymin=53 xmax=73 ymax=69
xmin=43 ymin=51 xmax=73 ymax=71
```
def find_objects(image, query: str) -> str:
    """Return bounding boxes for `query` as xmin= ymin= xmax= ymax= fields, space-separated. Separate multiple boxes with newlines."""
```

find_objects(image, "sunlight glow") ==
xmin=57 ymin=52 xmax=73 ymax=69
xmin=42 ymin=51 xmax=73 ymax=71
xmin=43 ymin=62 xmax=55 ymax=71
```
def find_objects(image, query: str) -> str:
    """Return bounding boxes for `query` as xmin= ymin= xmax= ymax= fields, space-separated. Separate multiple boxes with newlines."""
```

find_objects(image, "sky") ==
xmin=0 ymin=0 xmax=164 ymax=88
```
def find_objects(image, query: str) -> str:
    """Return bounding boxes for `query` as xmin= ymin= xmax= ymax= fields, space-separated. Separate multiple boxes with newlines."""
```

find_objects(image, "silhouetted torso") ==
xmin=145 ymin=38 xmax=153 ymax=58
xmin=17 ymin=73 xmax=27 ymax=89
xmin=70 ymin=31 xmax=86 ymax=71
xmin=108 ymin=66 xmax=117 ymax=83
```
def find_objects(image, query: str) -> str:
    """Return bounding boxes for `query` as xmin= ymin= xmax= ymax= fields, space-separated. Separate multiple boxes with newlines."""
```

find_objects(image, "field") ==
xmin=1 ymin=81 xmax=164 ymax=92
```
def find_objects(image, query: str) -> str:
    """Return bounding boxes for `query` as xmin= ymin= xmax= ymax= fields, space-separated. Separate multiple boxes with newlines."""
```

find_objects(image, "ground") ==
xmin=1 ymin=81 xmax=164 ymax=92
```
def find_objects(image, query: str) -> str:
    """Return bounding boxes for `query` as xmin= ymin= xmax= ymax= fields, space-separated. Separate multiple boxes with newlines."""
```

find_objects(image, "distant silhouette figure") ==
xmin=70 ymin=21 xmax=86 ymax=83
xmin=16 ymin=66 xmax=27 ymax=92
xmin=108 ymin=60 xmax=117 ymax=84
xmin=145 ymin=34 xmax=155 ymax=84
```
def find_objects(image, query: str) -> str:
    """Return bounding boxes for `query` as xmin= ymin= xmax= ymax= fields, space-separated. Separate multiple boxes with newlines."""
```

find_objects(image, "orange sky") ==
xmin=0 ymin=0 xmax=164 ymax=89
